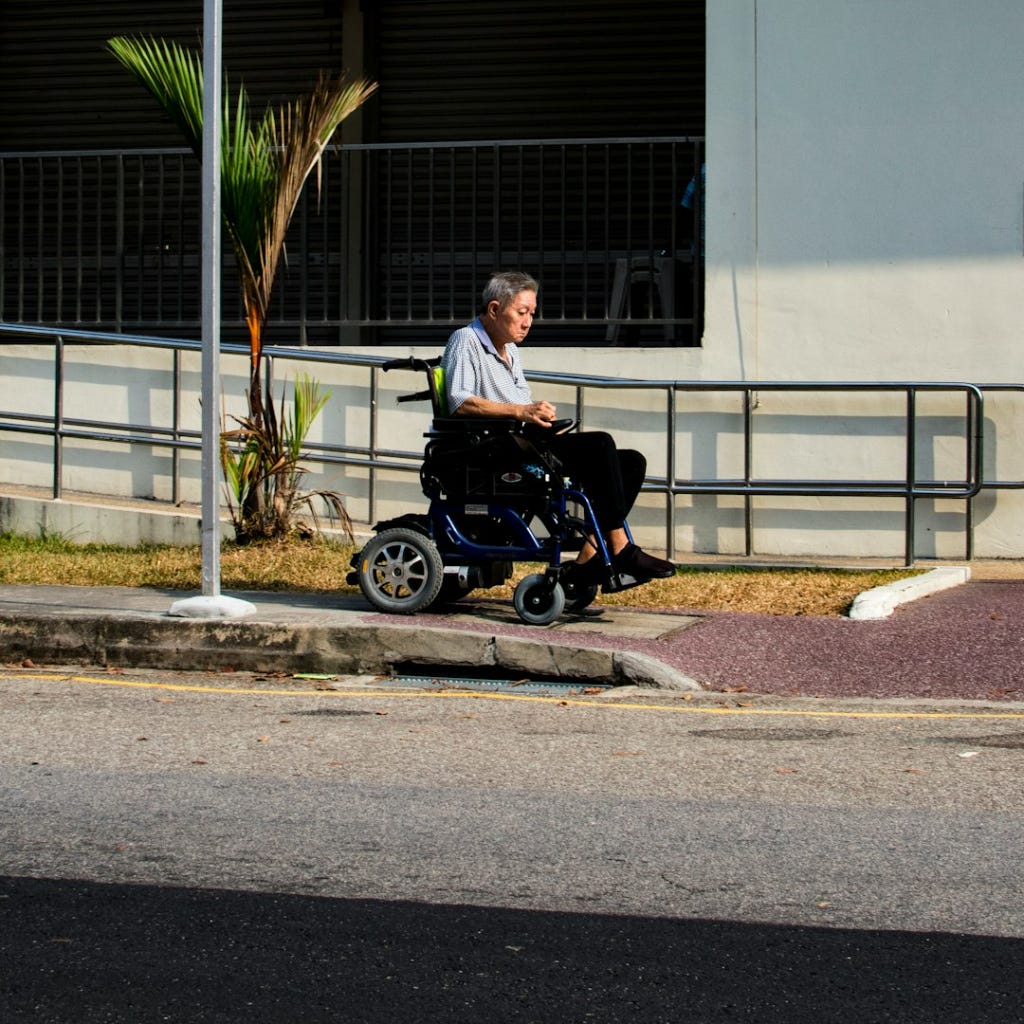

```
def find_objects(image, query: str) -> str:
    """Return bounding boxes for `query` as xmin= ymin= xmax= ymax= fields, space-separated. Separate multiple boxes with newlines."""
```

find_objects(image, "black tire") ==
xmin=562 ymin=577 xmax=599 ymax=612
xmin=513 ymin=573 xmax=566 ymax=625
xmin=356 ymin=527 xmax=444 ymax=614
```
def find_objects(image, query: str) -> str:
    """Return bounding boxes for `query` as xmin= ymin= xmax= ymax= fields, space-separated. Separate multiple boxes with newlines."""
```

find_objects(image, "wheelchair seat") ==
xmin=423 ymin=422 xmax=561 ymax=504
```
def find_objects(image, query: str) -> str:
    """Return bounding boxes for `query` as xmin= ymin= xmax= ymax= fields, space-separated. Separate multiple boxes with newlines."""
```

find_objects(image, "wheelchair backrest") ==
xmin=429 ymin=364 xmax=449 ymax=417
xmin=385 ymin=352 xmax=561 ymax=468
xmin=386 ymin=355 xmax=450 ymax=419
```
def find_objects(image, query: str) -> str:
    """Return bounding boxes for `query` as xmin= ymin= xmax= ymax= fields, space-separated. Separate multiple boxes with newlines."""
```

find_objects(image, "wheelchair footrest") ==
xmin=601 ymin=571 xmax=647 ymax=594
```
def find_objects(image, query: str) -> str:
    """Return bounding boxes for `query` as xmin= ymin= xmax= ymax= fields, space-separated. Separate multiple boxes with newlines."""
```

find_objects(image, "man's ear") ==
xmin=485 ymin=300 xmax=501 ymax=320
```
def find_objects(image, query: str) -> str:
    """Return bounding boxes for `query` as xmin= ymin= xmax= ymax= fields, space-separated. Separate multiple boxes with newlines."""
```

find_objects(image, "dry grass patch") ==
xmin=0 ymin=535 xmax=355 ymax=592
xmin=0 ymin=534 xmax=920 ymax=617
xmin=489 ymin=563 xmax=917 ymax=617
xmin=594 ymin=567 xmax=918 ymax=616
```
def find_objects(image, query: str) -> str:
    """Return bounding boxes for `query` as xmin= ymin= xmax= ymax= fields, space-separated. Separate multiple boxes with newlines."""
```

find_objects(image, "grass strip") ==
xmin=0 ymin=533 xmax=920 ymax=618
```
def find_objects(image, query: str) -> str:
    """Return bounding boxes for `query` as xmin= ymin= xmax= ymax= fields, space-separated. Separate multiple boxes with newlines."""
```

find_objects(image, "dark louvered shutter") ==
xmin=0 ymin=0 xmax=346 ymax=151
xmin=369 ymin=0 xmax=704 ymax=143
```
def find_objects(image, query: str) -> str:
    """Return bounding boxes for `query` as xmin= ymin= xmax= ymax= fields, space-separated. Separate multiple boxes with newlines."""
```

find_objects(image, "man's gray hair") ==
xmin=480 ymin=271 xmax=539 ymax=313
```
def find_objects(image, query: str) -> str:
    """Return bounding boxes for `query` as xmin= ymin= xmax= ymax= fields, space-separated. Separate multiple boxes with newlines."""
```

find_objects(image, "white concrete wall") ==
xmin=700 ymin=0 xmax=1024 ymax=557
xmin=706 ymin=0 xmax=1024 ymax=383
xmin=2 ymin=339 xmax=1019 ymax=559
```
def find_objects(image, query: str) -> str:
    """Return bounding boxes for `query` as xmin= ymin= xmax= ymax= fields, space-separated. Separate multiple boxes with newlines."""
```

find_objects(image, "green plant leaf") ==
xmin=111 ymin=35 xmax=375 ymax=542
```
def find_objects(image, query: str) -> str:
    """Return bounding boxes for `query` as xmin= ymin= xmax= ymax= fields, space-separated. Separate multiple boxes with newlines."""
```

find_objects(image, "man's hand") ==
xmin=519 ymin=400 xmax=557 ymax=426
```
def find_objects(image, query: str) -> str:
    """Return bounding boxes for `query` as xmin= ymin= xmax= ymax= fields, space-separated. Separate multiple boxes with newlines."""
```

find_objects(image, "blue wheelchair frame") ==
xmin=348 ymin=356 xmax=636 ymax=624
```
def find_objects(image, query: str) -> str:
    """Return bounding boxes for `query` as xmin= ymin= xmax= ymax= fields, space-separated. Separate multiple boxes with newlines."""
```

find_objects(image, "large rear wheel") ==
xmin=356 ymin=528 xmax=444 ymax=614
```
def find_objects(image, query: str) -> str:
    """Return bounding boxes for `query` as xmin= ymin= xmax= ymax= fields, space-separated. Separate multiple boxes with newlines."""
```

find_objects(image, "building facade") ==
xmin=3 ymin=1 xmax=1024 ymax=558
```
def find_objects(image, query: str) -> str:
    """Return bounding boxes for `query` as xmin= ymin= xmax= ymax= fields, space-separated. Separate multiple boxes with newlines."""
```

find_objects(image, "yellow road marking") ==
xmin=4 ymin=671 xmax=1024 ymax=721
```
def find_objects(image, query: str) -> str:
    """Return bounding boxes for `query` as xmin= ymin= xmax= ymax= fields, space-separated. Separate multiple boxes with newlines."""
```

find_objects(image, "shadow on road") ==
xmin=2 ymin=874 xmax=1021 ymax=1022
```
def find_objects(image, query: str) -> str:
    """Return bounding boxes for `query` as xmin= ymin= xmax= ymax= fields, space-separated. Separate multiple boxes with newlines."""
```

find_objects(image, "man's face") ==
xmin=486 ymin=289 xmax=536 ymax=346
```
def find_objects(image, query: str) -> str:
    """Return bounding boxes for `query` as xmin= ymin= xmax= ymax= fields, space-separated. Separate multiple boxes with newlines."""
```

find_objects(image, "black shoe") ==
xmin=612 ymin=543 xmax=676 ymax=580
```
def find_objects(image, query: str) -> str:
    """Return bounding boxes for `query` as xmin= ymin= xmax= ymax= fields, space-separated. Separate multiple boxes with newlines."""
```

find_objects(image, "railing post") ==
xmin=905 ymin=387 xmax=917 ymax=566
xmin=368 ymin=364 xmax=380 ymax=526
xmin=965 ymin=387 xmax=983 ymax=560
xmin=264 ymin=354 xmax=275 ymax=412
xmin=52 ymin=335 xmax=64 ymax=500
xmin=743 ymin=387 xmax=754 ymax=556
xmin=666 ymin=384 xmax=676 ymax=560
xmin=172 ymin=348 xmax=182 ymax=506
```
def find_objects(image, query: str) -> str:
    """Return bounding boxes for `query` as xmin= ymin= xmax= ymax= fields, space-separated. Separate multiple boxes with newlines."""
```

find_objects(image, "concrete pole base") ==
xmin=168 ymin=595 xmax=257 ymax=620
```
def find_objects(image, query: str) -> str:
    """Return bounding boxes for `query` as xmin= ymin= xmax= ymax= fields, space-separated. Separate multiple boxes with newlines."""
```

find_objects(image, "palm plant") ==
xmin=221 ymin=373 xmax=353 ymax=542
xmin=108 ymin=35 xmax=376 ymax=539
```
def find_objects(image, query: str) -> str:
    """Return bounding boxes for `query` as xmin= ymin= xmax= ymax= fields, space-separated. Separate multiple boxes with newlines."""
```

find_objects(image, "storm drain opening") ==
xmin=385 ymin=663 xmax=616 ymax=697
xmin=289 ymin=708 xmax=379 ymax=717
xmin=689 ymin=727 xmax=851 ymax=742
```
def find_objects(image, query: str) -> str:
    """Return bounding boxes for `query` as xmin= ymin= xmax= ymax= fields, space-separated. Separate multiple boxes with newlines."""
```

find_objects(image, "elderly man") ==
xmin=441 ymin=270 xmax=675 ymax=584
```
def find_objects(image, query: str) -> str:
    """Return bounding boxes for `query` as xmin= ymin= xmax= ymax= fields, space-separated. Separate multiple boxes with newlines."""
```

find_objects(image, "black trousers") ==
xmin=545 ymin=431 xmax=646 ymax=534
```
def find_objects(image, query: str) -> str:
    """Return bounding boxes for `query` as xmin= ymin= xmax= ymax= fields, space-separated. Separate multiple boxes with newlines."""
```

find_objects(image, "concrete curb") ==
xmin=846 ymin=566 xmax=971 ymax=620
xmin=0 ymin=605 xmax=702 ymax=692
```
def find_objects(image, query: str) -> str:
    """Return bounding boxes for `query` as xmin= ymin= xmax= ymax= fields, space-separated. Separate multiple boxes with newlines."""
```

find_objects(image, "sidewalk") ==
xmin=2 ymin=563 xmax=1024 ymax=703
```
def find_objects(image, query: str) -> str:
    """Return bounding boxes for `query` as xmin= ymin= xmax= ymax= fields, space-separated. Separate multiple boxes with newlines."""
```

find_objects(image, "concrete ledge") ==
xmin=0 ymin=602 xmax=700 ymax=691
xmin=0 ymin=492 xmax=358 ymax=547
xmin=0 ymin=493 xmax=226 ymax=547
xmin=847 ymin=566 xmax=971 ymax=620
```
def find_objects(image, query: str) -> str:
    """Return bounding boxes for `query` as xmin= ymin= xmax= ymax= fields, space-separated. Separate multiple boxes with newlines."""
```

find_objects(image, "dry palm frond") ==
xmin=255 ymin=73 xmax=378 ymax=329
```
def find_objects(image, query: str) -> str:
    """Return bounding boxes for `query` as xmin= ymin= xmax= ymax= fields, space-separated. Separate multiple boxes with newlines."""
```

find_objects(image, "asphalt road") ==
xmin=2 ymin=667 xmax=1024 ymax=1022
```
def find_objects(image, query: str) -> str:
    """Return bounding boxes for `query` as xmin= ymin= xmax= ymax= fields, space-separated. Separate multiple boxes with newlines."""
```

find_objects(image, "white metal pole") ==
xmin=170 ymin=0 xmax=254 ymax=619
xmin=200 ymin=0 xmax=223 ymax=599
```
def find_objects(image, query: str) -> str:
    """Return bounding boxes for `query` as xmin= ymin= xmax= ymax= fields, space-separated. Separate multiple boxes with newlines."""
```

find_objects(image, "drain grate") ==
xmin=385 ymin=674 xmax=614 ymax=697
xmin=290 ymin=708 xmax=377 ymax=717
xmin=690 ymin=727 xmax=849 ymax=742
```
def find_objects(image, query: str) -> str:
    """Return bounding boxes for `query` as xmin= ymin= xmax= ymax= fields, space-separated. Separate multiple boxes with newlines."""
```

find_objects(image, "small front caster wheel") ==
xmin=513 ymin=573 xmax=566 ymax=625
xmin=561 ymin=576 xmax=599 ymax=612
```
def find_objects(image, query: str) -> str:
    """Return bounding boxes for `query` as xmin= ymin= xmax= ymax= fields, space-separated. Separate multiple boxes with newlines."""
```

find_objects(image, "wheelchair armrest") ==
xmin=429 ymin=417 xmax=575 ymax=435
xmin=382 ymin=356 xmax=441 ymax=373
xmin=521 ymin=418 xmax=578 ymax=441
xmin=428 ymin=417 xmax=520 ymax=435
xmin=397 ymin=389 xmax=432 ymax=405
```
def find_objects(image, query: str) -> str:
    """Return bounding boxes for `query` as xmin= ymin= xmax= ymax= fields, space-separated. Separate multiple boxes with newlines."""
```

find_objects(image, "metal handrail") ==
xmin=0 ymin=322 xmax=1017 ymax=565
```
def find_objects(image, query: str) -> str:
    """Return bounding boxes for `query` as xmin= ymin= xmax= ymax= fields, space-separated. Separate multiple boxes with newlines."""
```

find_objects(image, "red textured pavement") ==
xmin=631 ymin=579 xmax=1024 ymax=702
xmin=409 ymin=575 xmax=1024 ymax=703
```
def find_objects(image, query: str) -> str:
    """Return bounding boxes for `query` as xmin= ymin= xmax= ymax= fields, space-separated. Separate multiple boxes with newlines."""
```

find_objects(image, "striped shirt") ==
xmin=441 ymin=318 xmax=532 ymax=413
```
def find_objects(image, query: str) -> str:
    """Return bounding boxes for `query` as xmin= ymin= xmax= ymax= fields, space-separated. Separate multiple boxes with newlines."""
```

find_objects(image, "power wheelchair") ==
xmin=347 ymin=356 xmax=647 ymax=625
